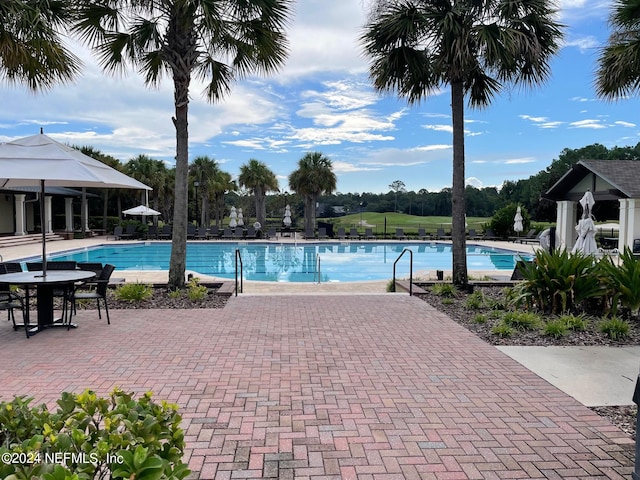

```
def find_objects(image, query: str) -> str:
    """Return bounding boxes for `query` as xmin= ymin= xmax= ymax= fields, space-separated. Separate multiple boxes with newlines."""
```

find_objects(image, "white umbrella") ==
xmin=122 ymin=205 xmax=161 ymax=216
xmin=572 ymin=191 xmax=598 ymax=255
xmin=0 ymin=132 xmax=150 ymax=274
xmin=237 ymin=208 xmax=244 ymax=227
xmin=283 ymin=204 xmax=292 ymax=227
xmin=513 ymin=206 xmax=523 ymax=234
xmin=229 ymin=206 xmax=237 ymax=228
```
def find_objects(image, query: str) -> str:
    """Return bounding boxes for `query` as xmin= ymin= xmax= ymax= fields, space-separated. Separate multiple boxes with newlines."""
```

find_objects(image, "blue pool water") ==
xmin=39 ymin=242 xmax=530 ymax=283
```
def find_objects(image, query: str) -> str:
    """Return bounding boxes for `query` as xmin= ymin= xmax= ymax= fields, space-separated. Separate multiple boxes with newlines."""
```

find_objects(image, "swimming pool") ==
xmin=40 ymin=242 xmax=529 ymax=283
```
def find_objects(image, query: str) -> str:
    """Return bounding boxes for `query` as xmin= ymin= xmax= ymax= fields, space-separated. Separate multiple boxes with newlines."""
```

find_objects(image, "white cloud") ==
xmin=466 ymin=177 xmax=483 ymax=188
xmin=332 ymin=161 xmax=382 ymax=173
xmin=615 ymin=121 xmax=636 ymax=128
xmin=505 ymin=158 xmax=537 ymax=165
xmin=570 ymin=119 xmax=607 ymax=129
xmin=565 ymin=35 xmax=600 ymax=53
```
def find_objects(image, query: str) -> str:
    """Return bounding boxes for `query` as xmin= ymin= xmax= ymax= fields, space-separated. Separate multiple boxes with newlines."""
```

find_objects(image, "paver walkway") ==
xmin=0 ymin=295 xmax=633 ymax=479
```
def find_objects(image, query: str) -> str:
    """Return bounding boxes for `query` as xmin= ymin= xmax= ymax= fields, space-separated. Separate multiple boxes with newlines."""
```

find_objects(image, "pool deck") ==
xmin=0 ymin=235 xmax=538 ymax=293
xmin=0 ymin=236 xmax=635 ymax=478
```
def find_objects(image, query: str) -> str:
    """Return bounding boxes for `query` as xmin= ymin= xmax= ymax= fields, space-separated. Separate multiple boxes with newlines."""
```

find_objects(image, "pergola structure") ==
xmin=544 ymin=159 xmax=640 ymax=252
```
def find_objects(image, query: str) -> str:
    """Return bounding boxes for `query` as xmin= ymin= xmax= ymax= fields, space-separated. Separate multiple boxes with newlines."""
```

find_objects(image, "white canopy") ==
xmin=123 ymin=205 xmax=161 ymax=216
xmin=0 ymin=133 xmax=150 ymax=190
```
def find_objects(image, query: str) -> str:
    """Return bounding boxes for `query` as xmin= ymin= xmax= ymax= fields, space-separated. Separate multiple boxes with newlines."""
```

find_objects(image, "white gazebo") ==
xmin=544 ymin=160 xmax=640 ymax=252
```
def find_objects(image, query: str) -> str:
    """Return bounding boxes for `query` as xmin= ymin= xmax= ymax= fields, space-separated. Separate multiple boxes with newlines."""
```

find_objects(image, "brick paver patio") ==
xmin=0 ymin=294 xmax=633 ymax=479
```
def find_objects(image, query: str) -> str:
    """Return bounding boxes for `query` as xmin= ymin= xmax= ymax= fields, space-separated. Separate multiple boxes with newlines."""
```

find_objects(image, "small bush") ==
xmin=502 ymin=311 xmax=541 ymax=331
xmin=599 ymin=317 xmax=630 ymax=340
xmin=115 ymin=282 xmax=153 ymax=302
xmin=386 ymin=280 xmax=395 ymax=292
xmin=441 ymin=298 xmax=454 ymax=305
xmin=558 ymin=313 xmax=588 ymax=332
xmin=187 ymin=277 xmax=208 ymax=301
xmin=169 ymin=289 xmax=183 ymax=299
xmin=473 ymin=314 xmax=488 ymax=324
xmin=432 ymin=283 xmax=455 ymax=297
xmin=491 ymin=323 xmax=514 ymax=337
xmin=465 ymin=291 xmax=484 ymax=310
xmin=543 ymin=319 xmax=568 ymax=338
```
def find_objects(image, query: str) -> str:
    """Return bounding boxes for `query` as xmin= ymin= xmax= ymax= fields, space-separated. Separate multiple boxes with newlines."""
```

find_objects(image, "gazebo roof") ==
xmin=544 ymin=159 xmax=640 ymax=201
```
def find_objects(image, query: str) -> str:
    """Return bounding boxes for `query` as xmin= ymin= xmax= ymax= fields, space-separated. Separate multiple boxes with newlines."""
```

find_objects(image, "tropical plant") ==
xmin=124 ymin=154 xmax=169 ymax=218
xmin=361 ymin=0 xmax=564 ymax=286
xmin=600 ymin=247 xmax=640 ymax=317
xmin=115 ymin=282 xmax=153 ymax=302
xmin=511 ymin=249 xmax=605 ymax=314
xmin=73 ymin=0 xmax=292 ymax=289
xmin=0 ymin=0 xmax=79 ymax=91
xmin=190 ymin=156 xmax=220 ymax=228
xmin=599 ymin=317 xmax=630 ymax=340
xmin=210 ymin=169 xmax=237 ymax=227
xmin=239 ymin=159 xmax=279 ymax=228
xmin=542 ymin=318 xmax=568 ymax=338
xmin=288 ymin=152 xmax=337 ymax=233
xmin=596 ymin=0 xmax=640 ymax=99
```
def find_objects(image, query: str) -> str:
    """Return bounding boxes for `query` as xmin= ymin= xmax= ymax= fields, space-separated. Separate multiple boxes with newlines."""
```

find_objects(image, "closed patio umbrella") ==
xmin=0 ymin=132 xmax=150 ymax=275
xmin=572 ymin=191 xmax=598 ymax=255
xmin=513 ymin=206 xmax=523 ymax=236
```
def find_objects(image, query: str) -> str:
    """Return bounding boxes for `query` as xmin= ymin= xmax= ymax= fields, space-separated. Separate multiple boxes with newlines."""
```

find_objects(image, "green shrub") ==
xmin=386 ymin=280 xmax=395 ymax=292
xmin=169 ymin=289 xmax=183 ymax=299
xmin=441 ymin=298 xmax=454 ymax=305
xmin=502 ymin=311 xmax=541 ymax=331
xmin=0 ymin=389 xmax=190 ymax=480
xmin=489 ymin=203 xmax=531 ymax=238
xmin=473 ymin=314 xmax=488 ymax=324
xmin=115 ymin=282 xmax=153 ymax=302
xmin=543 ymin=319 xmax=568 ymax=338
xmin=491 ymin=323 xmax=514 ymax=337
xmin=558 ymin=313 xmax=588 ymax=331
xmin=431 ymin=283 xmax=455 ymax=297
xmin=510 ymin=248 xmax=605 ymax=314
xmin=187 ymin=277 xmax=208 ymax=301
xmin=599 ymin=317 xmax=630 ymax=340
xmin=465 ymin=291 xmax=484 ymax=310
xmin=600 ymin=247 xmax=640 ymax=317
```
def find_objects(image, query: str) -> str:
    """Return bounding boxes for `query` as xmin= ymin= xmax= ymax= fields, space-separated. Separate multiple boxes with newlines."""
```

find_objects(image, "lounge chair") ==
xmin=245 ymin=226 xmax=257 ymax=239
xmin=483 ymin=228 xmax=498 ymax=240
xmin=394 ymin=228 xmax=407 ymax=240
xmin=266 ymin=227 xmax=277 ymax=239
xmin=113 ymin=226 xmax=123 ymax=240
xmin=510 ymin=228 xmax=536 ymax=242
xmin=304 ymin=228 xmax=315 ymax=239
xmin=221 ymin=228 xmax=233 ymax=239
xmin=436 ymin=228 xmax=451 ymax=240
xmin=120 ymin=224 xmax=137 ymax=240
xmin=517 ymin=229 xmax=540 ymax=244
xmin=467 ymin=228 xmax=479 ymax=240
xmin=318 ymin=227 xmax=328 ymax=240
xmin=196 ymin=227 xmax=208 ymax=240
xmin=364 ymin=228 xmax=375 ymax=240
xmin=187 ymin=224 xmax=197 ymax=239
xmin=337 ymin=227 xmax=347 ymax=240
xmin=417 ymin=228 xmax=429 ymax=240
xmin=233 ymin=228 xmax=244 ymax=240
xmin=158 ymin=225 xmax=172 ymax=240
xmin=208 ymin=225 xmax=220 ymax=239
xmin=349 ymin=228 xmax=359 ymax=239
xmin=145 ymin=225 xmax=158 ymax=240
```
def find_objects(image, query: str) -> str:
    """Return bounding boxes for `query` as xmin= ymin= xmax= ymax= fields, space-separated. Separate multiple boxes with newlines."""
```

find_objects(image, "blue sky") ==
xmin=1 ymin=0 xmax=638 ymax=195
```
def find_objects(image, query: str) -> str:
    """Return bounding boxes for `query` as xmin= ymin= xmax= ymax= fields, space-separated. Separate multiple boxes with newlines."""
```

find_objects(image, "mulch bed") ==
xmin=416 ymin=284 xmax=640 ymax=439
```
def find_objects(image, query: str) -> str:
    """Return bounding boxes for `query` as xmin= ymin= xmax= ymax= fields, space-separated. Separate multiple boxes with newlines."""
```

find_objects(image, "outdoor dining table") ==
xmin=0 ymin=270 xmax=96 ymax=336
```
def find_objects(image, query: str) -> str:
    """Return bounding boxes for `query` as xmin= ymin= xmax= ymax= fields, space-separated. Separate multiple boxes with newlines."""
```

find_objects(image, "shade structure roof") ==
xmin=0 ymin=133 xmax=150 ymax=190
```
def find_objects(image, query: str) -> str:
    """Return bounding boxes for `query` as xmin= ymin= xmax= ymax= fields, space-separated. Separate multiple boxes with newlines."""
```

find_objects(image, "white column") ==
xmin=14 ymin=194 xmax=26 ymax=236
xmin=556 ymin=200 xmax=577 ymax=251
xmin=82 ymin=188 xmax=90 ymax=232
xmin=624 ymin=198 xmax=640 ymax=252
xmin=65 ymin=197 xmax=74 ymax=233
xmin=619 ymin=199 xmax=629 ymax=250
xmin=44 ymin=195 xmax=53 ymax=234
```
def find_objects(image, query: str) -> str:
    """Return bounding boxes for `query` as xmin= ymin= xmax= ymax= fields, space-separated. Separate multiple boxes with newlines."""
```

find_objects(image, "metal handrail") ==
xmin=234 ymin=248 xmax=243 ymax=296
xmin=316 ymin=254 xmax=321 ymax=284
xmin=392 ymin=248 xmax=413 ymax=295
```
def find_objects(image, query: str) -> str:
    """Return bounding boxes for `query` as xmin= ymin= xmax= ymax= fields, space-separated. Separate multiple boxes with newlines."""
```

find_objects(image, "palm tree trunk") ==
xmin=168 ymin=100 xmax=189 ymax=289
xmin=451 ymin=80 xmax=468 ymax=286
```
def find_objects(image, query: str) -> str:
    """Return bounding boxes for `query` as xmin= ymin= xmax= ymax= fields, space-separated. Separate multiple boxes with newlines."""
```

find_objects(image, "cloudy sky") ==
xmin=1 ymin=0 xmax=637 ymax=194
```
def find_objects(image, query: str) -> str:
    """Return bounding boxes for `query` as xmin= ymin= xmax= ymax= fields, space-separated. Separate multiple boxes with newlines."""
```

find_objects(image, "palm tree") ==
xmin=596 ymin=0 xmax=640 ymax=99
xmin=190 ymin=156 xmax=219 ymax=228
xmin=238 ymin=159 xmax=279 ymax=229
xmin=0 ymin=0 xmax=79 ymax=91
xmin=210 ymin=170 xmax=237 ymax=228
xmin=74 ymin=0 xmax=292 ymax=289
xmin=288 ymin=152 xmax=337 ymax=233
xmin=125 ymin=155 xmax=169 ymax=216
xmin=361 ymin=0 xmax=563 ymax=286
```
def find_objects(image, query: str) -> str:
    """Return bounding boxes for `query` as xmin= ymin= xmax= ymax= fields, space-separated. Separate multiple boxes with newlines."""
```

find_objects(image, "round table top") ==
xmin=0 ymin=270 xmax=96 ymax=285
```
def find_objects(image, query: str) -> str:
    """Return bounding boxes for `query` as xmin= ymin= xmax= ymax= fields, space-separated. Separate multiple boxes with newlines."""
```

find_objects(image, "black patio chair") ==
xmin=0 ymin=263 xmax=25 ymax=332
xmin=70 ymin=264 xmax=115 ymax=326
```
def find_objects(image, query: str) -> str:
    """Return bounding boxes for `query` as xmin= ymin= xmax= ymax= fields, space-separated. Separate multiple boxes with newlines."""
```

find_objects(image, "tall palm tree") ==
xmin=210 ymin=169 xmax=237 ymax=227
xmin=125 ymin=155 xmax=169 ymax=214
xmin=0 ymin=0 xmax=79 ymax=91
xmin=190 ymin=156 xmax=221 ymax=227
xmin=596 ymin=0 xmax=640 ymax=99
xmin=74 ymin=0 xmax=292 ymax=289
xmin=238 ymin=159 xmax=279 ymax=229
xmin=361 ymin=0 xmax=563 ymax=286
xmin=288 ymin=152 xmax=337 ymax=233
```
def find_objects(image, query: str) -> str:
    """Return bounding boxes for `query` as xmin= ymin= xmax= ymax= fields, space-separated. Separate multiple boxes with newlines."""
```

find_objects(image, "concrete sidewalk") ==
xmin=498 ymin=345 xmax=640 ymax=407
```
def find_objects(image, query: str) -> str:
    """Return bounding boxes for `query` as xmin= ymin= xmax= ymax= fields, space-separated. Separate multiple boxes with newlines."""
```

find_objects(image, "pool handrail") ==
xmin=234 ymin=248 xmax=243 ymax=296
xmin=392 ymin=248 xmax=413 ymax=295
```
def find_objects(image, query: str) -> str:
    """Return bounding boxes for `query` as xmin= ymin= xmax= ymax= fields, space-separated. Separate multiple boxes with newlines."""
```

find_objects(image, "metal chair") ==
xmin=0 ymin=263 xmax=26 ymax=333
xmin=70 ymin=264 xmax=115 ymax=326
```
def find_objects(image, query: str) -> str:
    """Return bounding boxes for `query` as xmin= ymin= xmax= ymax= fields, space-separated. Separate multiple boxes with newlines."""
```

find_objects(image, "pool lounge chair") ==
xmin=394 ymin=228 xmax=407 ymax=240
xmin=208 ymin=225 xmax=220 ymax=239
xmin=417 ymin=228 xmax=429 ymax=240
xmin=145 ymin=225 xmax=158 ymax=240
xmin=266 ymin=227 xmax=277 ymax=239
xmin=364 ymin=228 xmax=375 ymax=240
xmin=337 ymin=227 xmax=347 ymax=240
xmin=436 ymin=227 xmax=451 ymax=240
xmin=158 ymin=225 xmax=172 ymax=240
xmin=318 ymin=227 xmax=328 ymax=240
xmin=196 ymin=227 xmax=208 ymax=240
xmin=467 ymin=228 xmax=479 ymax=240
xmin=245 ymin=226 xmax=257 ymax=239
xmin=222 ymin=228 xmax=233 ymax=239
xmin=514 ymin=229 xmax=540 ymax=244
xmin=349 ymin=228 xmax=359 ymax=239
xmin=482 ymin=228 xmax=499 ymax=240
